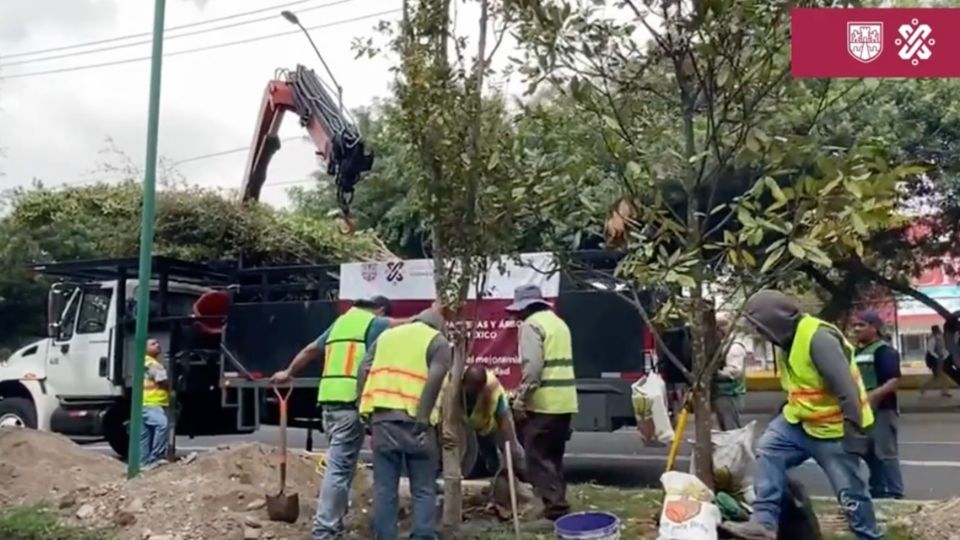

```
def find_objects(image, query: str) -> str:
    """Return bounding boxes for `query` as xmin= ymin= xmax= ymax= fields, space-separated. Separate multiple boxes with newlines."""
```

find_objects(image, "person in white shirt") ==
xmin=712 ymin=313 xmax=747 ymax=430
xmin=921 ymin=325 xmax=952 ymax=397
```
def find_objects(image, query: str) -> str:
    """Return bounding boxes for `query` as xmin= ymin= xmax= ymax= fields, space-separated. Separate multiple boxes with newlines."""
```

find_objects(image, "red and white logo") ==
xmin=386 ymin=261 xmax=404 ymax=283
xmin=360 ymin=263 xmax=378 ymax=282
xmin=848 ymin=22 xmax=883 ymax=63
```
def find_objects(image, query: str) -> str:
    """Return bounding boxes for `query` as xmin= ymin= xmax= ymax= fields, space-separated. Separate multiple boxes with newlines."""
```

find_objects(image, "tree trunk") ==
xmin=441 ymin=338 xmax=467 ymax=532
xmin=687 ymin=295 xmax=715 ymax=489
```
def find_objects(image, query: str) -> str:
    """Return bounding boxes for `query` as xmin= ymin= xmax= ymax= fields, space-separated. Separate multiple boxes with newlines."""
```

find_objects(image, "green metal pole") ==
xmin=127 ymin=0 xmax=167 ymax=479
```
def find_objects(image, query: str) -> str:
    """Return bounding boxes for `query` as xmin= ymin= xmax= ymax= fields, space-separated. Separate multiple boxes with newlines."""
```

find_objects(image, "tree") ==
xmin=509 ymin=0 xmax=910 ymax=484
xmin=375 ymin=0 xmax=527 ymax=529
xmin=290 ymin=93 xmax=617 ymax=257
xmin=0 ymin=181 xmax=387 ymax=349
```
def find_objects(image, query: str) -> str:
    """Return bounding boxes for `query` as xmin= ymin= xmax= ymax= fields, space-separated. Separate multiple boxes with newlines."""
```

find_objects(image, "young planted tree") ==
xmin=508 ymin=0 xmax=909 ymax=484
xmin=376 ymin=0 xmax=524 ymax=528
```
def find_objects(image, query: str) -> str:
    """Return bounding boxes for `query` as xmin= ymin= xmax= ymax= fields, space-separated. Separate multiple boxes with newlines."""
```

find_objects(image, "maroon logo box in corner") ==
xmin=791 ymin=8 xmax=959 ymax=78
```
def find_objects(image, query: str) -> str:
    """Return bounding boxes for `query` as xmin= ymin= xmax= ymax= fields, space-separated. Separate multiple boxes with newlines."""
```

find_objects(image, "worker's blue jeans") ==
xmin=752 ymin=415 xmax=882 ymax=540
xmin=140 ymin=406 xmax=168 ymax=467
xmin=371 ymin=421 xmax=439 ymax=540
xmin=312 ymin=407 xmax=364 ymax=540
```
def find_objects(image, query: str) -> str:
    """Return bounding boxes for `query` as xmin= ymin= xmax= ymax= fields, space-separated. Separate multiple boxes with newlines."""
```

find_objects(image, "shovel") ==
xmin=266 ymin=384 xmax=300 ymax=523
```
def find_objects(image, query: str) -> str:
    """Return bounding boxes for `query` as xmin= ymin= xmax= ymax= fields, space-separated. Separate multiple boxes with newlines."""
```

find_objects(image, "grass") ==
xmin=0 ymin=506 xmax=109 ymax=540
xmin=465 ymin=485 xmax=929 ymax=540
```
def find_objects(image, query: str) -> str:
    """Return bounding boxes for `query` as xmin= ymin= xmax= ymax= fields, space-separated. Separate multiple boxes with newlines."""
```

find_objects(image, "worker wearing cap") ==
xmin=851 ymin=311 xmax=905 ymax=500
xmin=270 ymin=295 xmax=406 ymax=540
xmin=461 ymin=365 xmax=525 ymax=475
xmin=507 ymin=284 xmax=578 ymax=521
xmin=141 ymin=338 xmax=170 ymax=469
xmin=356 ymin=302 xmax=452 ymax=540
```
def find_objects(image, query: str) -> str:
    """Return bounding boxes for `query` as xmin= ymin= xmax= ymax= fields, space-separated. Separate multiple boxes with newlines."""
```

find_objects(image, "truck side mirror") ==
xmin=47 ymin=285 xmax=67 ymax=338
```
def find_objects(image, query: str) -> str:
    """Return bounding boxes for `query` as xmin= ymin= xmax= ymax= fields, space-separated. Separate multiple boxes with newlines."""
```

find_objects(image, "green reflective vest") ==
xmin=780 ymin=315 xmax=874 ymax=439
xmin=318 ymin=307 xmax=376 ymax=403
xmin=854 ymin=339 xmax=886 ymax=391
xmin=359 ymin=321 xmax=441 ymax=425
xmin=527 ymin=310 xmax=579 ymax=414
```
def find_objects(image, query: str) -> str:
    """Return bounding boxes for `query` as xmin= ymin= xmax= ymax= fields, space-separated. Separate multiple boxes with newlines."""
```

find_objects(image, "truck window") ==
xmin=57 ymin=290 xmax=81 ymax=342
xmin=77 ymin=288 xmax=112 ymax=334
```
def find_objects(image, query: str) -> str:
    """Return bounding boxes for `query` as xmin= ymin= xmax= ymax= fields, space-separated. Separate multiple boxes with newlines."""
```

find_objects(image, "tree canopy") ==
xmin=0 ymin=181 xmax=387 ymax=350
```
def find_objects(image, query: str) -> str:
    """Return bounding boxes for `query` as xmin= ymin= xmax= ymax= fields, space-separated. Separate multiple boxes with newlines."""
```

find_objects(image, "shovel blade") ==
xmin=265 ymin=492 xmax=300 ymax=523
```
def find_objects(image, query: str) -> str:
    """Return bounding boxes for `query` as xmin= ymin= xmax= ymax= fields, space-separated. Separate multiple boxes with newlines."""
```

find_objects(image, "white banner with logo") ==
xmin=339 ymin=252 xmax=559 ymax=301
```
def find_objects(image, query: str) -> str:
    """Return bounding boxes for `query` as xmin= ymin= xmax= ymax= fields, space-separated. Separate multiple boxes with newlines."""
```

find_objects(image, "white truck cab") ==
xmin=0 ymin=275 xmax=206 ymax=450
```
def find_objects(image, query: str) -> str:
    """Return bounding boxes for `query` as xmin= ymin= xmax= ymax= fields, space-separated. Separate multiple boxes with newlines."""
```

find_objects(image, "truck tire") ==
xmin=0 ymin=397 xmax=38 ymax=429
xmin=104 ymin=403 xmax=130 ymax=460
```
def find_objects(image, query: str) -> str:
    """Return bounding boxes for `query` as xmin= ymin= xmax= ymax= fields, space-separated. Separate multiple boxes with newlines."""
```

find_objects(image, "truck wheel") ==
xmin=0 ymin=398 xmax=37 ymax=429
xmin=104 ymin=404 xmax=130 ymax=460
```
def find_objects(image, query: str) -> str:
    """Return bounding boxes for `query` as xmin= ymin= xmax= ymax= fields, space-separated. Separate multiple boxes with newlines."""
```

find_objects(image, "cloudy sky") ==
xmin=0 ymin=0 xmax=491 ymax=207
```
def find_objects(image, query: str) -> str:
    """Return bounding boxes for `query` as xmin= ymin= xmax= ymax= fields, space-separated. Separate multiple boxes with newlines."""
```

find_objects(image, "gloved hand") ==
xmin=842 ymin=419 xmax=871 ymax=457
xmin=412 ymin=421 xmax=429 ymax=447
xmin=511 ymin=397 xmax=527 ymax=422
xmin=510 ymin=445 xmax=528 ymax=480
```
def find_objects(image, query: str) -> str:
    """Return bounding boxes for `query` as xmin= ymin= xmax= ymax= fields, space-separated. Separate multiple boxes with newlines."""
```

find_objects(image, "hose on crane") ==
xmin=279 ymin=65 xmax=373 ymax=223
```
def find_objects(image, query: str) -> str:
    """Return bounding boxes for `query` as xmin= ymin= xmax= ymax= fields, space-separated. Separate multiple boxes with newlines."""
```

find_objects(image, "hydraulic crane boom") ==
xmin=242 ymin=65 xmax=374 ymax=229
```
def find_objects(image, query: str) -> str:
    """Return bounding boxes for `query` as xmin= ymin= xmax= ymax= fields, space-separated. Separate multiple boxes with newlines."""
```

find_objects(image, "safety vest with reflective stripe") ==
xmin=468 ymin=369 xmax=506 ymax=436
xmin=527 ymin=310 xmax=579 ymax=414
xmin=781 ymin=315 xmax=874 ymax=439
xmin=854 ymin=339 xmax=887 ymax=391
xmin=143 ymin=356 xmax=169 ymax=408
xmin=319 ymin=307 xmax=376 ymax=403
xmin=359 ymin=321 xmax=441 ymax=425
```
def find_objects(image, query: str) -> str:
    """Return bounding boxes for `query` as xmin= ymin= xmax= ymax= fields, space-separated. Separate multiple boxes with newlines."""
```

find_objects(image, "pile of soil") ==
xmin=893 ymin=498 xmax=960 ymax=540
xmin=0 ymin=429 xmax=526 ymax=539
xmin=0 ymin=428 xmax=124 ymax=506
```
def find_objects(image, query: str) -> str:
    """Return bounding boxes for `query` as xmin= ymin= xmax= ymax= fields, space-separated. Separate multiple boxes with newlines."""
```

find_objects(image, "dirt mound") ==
xmin=0 ymin=428 xmax=123 ymax=506
xmin=64 ymin=443 xmax=346 ymax=539
xmin=1 ymin=430 xmax=522 ymax=539
xmin=893 ymin=498 xmax=960 ymax=540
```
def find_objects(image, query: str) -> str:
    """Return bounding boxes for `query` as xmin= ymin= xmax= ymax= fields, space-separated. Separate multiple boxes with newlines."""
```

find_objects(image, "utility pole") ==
xmin=127 ymin=0 xmax=167 ymax=479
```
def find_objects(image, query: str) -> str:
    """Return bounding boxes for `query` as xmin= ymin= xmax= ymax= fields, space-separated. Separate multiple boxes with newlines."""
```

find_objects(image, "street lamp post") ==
xmin=280 ymin=10 xmax=344 ymax=113
xmin=127 ymin=0 xmax=167 ymax=479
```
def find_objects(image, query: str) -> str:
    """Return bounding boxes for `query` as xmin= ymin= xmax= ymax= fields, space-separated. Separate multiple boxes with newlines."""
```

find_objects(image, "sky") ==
xmin=0 ymin=0 xmax=444 ymax=208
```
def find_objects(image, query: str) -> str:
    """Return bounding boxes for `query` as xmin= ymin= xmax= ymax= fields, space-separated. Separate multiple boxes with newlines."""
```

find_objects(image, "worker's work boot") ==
xmin=723 ymin=520 xmax=777 ymax=540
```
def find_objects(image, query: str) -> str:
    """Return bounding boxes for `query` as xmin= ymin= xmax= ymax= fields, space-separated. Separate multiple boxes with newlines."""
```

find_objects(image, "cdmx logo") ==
xmin=896 ymin=18 xmax=934 ymax=66
xmin=386 ymin=261 xmax=404 ymax=283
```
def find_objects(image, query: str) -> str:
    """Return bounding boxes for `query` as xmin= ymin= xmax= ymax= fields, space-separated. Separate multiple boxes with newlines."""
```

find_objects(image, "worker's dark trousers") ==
xmin=518 ymin=412 xmax=572 ymax=520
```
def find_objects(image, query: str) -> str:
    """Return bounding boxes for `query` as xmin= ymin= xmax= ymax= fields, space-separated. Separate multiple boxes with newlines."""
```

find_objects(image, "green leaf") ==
xmin=763 ymin=176 xmax=787 ymax=203
xmin=787 ymin=241 xmax=806 ymax=260
xmin=487 ymin=151 xmax=501 ymax=170
xmin=761 ymin=246 xmax=786 ymax=273
xmin=851 ymin=213 xmax=868 ymax=235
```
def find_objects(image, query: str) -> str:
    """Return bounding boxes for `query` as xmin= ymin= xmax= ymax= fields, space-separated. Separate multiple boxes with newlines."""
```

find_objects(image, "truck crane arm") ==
xmin=241 ymin=65 xmax=374 ymax=230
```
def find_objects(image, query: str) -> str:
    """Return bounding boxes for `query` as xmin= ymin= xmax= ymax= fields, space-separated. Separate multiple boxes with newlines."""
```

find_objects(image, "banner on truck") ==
xmin=338 ymin=253 xmax=559 ymax=388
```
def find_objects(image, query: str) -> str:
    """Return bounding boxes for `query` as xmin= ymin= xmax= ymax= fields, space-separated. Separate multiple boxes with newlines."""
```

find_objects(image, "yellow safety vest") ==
xmin=359 ymin=321 xmax=441 ymax=425
xmin=468 ymin=370 xmax=506 ymax=436
xmin=526 ymin=310 xmax=579 ymax=414
xmin=780 ymin=315 xmax=874 ymax=439
xmin=319 ymin=307 xmax=376 ymax=403
xmin=143 ymin=356 xmax=169 ymax=408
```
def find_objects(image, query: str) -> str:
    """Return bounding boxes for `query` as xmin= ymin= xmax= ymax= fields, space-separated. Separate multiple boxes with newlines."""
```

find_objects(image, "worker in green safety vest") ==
xmin=851 ymin=310 xmax=904 ymax=500
xmin=269 ymin=295 xmax=406 ymax=540
xmin=711 ymin=312 xmax=747 ymax=431
xmin=507 ymin=284 xmax=578 ymax=521
xmin=726 ymin=290 xmax=881 ymax=540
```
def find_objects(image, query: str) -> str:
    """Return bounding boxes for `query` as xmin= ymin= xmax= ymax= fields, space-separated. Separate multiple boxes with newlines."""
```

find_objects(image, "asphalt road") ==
xmin=85 ymin=410 xmax=960 ymax=501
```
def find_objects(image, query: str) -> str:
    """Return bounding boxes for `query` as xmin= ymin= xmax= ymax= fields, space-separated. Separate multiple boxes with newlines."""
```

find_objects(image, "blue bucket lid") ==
xmin=555 ymin=511 xmax=620 ymax=536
